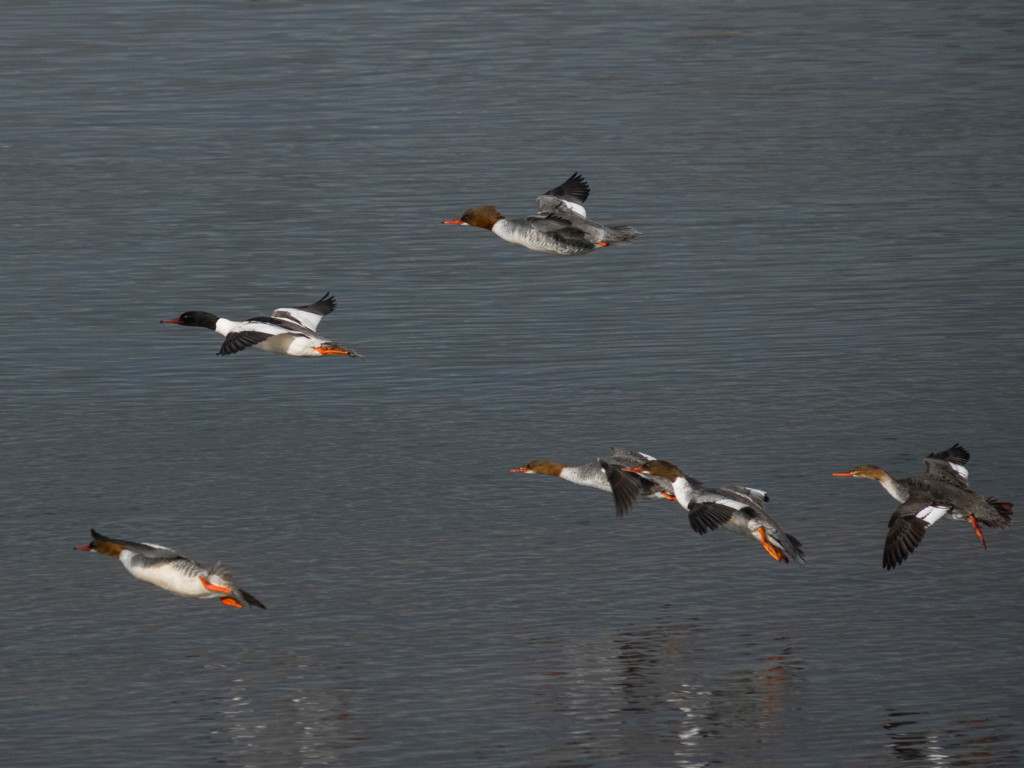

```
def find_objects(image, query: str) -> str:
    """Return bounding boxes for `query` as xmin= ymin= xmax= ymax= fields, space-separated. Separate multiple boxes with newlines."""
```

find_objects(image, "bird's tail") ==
xmin=239 ymin=589 xmax=267 ymax=610
xmin=605 ymin=224 xmax=641 ymax=243
xmin=985 ymin=497 xmax=1013 ymax=527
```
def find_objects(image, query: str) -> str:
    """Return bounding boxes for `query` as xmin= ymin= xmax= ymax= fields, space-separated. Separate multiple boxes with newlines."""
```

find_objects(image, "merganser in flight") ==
xmin=622 ymin=460 xmax=805 ymax=564
xmin=833 ymin=443 xmax=1013 ymax=569
xmin=162 ymin=292 xmax=360 ymax=358
xmin=443 ymin=172 xmax=641 ymax=256
xmin=75 ymin=529 xmax=266 ymax=609
xmin=509 ymin=447 xmax=674 ymax=516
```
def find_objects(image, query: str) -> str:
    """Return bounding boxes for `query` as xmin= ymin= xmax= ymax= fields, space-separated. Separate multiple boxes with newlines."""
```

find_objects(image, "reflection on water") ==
xmin=532 ymin=621 xmax=805 ymax=767
xmin=200 ymin=654 xmax=365 ymax=767
xmin=883 ymin=709 xmax=1021 ymax=767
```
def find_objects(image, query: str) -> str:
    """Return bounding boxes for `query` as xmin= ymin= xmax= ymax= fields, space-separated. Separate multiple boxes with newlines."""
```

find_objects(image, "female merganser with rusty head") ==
xmin=833 ymin=443 xmax=1012 ymax=570
xmin=162 ymin=292 xmax=360 ymax=358
xmin=622 ymin=460 xmax=805 ymax=564
xmin=509 ymin=447 xmax=675 ymax=517
xmin=443 ymin=172 xmax=641 ymax=256
xmin=75 ymin=529 xmax=266 ymax=609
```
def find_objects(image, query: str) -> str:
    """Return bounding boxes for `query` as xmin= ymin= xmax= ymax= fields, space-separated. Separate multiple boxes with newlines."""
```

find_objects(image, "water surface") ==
xmin=1 ymin=1 xmax=1023 ymax=766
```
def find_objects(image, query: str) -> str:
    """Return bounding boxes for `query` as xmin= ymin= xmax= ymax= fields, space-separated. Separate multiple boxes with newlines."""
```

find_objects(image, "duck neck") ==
xmin=876 ymin=472 xmax=909 ymax=502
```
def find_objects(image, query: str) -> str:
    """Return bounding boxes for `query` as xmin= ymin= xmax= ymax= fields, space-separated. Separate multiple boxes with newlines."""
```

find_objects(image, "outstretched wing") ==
xmin=520 ymin=212 xmax=579 ymax=233
xmin=607 ymin=447 xmax=658 ymax=465
xmin=601 ymin=461 xmax=644 ymax=517
xmin=89 ymin=529 xmax=181 ymax=558
xmin=535 ymin=173 xmax=590 ymax=222
xmin=923 ymin=443 xmax=970 ymax=489
xmin=720 ymin=485 xmax=769 ymax=512
xmin=540 ymin=172 xmax=589 ymax=205
xmin=687 ymin=501 xmax=736 ymax=535
xmin=688 ymin=485 xmax=767 ymax=535
xmin=604 ymin=448 xmax=673 ymax=502
xmin=883 ymin=501 xmax=949 ymax=570
xmin=218 ymin=330 xmax=274 ymax=356
xmin=272 ymin=292 xmax=336 ymax=333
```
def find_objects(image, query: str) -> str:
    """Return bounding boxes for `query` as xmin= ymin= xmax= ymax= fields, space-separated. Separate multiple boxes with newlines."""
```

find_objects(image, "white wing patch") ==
xmin=945 ymin=461 xmax=969 ymax=482
xmin=559 ymin=200 xmax=587 ymax=218
xmin=240 ymin=320 xmax=290 ymax=336
xmin=716 ymin=497 xmax=750 ymax=512
xmin=273 ymin=307 xmax=322 ymax=332
xmin=915 ymin=505 xmax=949 ymax=526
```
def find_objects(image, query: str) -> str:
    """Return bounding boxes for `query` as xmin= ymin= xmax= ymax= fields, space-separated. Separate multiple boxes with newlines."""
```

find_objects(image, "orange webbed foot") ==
xmin=758 ymin=527 xmax=788 ymax=563
xmin=969 ymin=514 xmax=987 ymax=549
xmin=313 ymin=347 xmax=355 ymax=356
xmin=220 ymin=596 xmax=244 ymax=608
xmin=200 ymin=576 xmax=232 ymax=594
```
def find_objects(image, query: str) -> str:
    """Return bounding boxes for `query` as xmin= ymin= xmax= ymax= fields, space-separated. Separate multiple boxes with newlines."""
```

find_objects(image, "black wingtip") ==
xmin=603 ymin=461 xmax=642 ymax=517
xmin=218 ymin=330 xmax=271 ymax=356
xmin=883 ymin=515 xmax=927 ymax=570
xmin=882 ymin=548 xmax=908 ymax=570
xmin=544 ymin=172 xmax=591 ymax=205
xmin=565 ymin=171 xmax=587 ymax=186
xmin=927 ymin=443 xmax=970 ymax=465
xmin=687 ymin=503 xmax=734 ymax=536
xmin=301 ymin=292 xmax=337 ymax=316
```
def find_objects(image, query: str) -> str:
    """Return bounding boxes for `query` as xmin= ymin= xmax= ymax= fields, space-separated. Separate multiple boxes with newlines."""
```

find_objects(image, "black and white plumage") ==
xmin=833 ymin=443 xmax=1013 ymax=570
xmin=509 ymin=447 xmax=674 ymax=516
xmin=162 ymin=293 xmax=360 ymax=358
xmin=443 ymin=172 xmax=641 ymax=256
xmin=922 ymin=443 xmax=972 ymax=488
xmin=623 ymin=459 xmax=805 ymax=564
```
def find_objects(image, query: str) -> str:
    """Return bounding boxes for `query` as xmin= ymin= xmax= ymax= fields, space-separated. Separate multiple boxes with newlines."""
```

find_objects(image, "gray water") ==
xmin=2 ymin=1 xmax=1023 ymax=766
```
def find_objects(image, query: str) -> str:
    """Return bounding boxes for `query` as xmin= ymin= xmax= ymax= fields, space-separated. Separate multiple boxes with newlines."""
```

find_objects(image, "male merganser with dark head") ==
xmin=75 ymin=529 xmax=266 ymax=609
xmin=443 ymin=172 xmax=641 ymax=256
xmin=833 ymin=443 xmax=1013 ymax=570
xmin=622 ymin=460 xmax=805 ymax=564
xmin=509 ymin=447 xmax=674 ymax=516
xmin=162 ymin=292 xmax=360 ymax=358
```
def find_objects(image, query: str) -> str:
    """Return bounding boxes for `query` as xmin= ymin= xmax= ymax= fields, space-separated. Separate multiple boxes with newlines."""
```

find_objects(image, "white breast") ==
xmin=492 ymin=219 xmax=555 ymax=253
xmin=120 ymin=552 xmax=211 ymax=598
xmin=671 ymin=477 xmax=697 ymax=508
xmin=214 ymin=318 xmax=245 ymax=338
xmin=257 ymin=333 xmax=321 ymax=357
